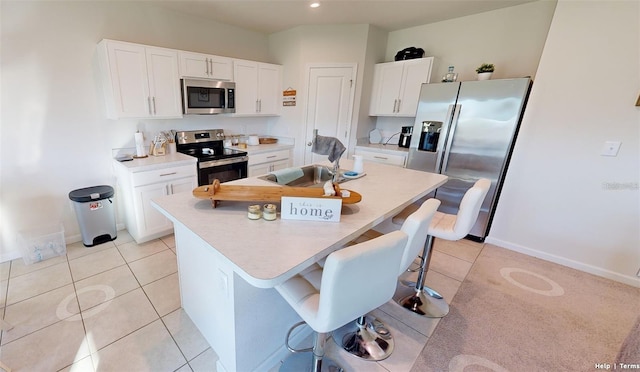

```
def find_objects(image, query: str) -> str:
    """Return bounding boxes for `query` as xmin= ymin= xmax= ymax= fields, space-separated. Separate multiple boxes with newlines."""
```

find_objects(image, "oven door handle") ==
xmin=199 ymin=156 xmax=248 ymax=169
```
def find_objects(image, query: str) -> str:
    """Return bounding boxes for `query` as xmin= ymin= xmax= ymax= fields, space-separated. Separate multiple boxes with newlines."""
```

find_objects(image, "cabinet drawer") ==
xmin=131 ymin=164 xmax=197 ymax=187
xmin=356 ymin=150 xmax=406 ymax=167
xmin=248 ymin=149 xmax=290 ymax=165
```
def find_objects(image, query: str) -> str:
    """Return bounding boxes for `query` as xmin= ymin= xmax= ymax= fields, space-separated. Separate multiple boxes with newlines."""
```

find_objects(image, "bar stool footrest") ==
xmin=332 ymin=315 xmax=394 ymax=361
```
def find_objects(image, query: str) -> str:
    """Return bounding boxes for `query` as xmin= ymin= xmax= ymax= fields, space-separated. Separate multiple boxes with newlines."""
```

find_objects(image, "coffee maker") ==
xmin=398 ymin=126 xmax=413 ymax=148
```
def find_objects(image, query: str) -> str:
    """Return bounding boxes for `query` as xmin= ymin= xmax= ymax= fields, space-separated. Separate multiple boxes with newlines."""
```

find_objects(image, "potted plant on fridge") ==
xmin=475 ymin=63 xmax=495 ymax=80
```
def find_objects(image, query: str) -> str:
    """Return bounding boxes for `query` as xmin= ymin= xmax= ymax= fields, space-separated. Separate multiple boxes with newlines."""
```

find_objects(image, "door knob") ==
xmin=307 ymin=141 xmax=313 ymax=146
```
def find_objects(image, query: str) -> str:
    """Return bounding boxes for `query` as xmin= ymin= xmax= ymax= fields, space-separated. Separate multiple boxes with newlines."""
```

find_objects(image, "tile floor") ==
xmin=0 ymin=229 xmax=483 ymax=372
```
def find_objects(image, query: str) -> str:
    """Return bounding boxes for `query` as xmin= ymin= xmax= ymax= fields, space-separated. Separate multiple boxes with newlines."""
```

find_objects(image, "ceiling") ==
xmin=151 ymin=0 xmax=538 ymax=34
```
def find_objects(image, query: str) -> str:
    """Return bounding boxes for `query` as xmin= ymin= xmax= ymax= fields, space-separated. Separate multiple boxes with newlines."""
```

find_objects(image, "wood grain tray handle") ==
xmin=193 ymin=179 xmax=362 ymax=208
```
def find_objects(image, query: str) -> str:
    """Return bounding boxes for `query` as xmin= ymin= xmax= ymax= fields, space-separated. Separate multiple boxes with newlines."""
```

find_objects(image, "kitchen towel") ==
xmin=271 ymin=167 xmax=304 ymax=185
xmin=312 ymin=135 xmax=346 ymax=162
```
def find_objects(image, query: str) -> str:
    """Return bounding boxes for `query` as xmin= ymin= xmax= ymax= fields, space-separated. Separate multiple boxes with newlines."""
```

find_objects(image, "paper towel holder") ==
xmin=133 ymin=131 xmax=149 ymax=158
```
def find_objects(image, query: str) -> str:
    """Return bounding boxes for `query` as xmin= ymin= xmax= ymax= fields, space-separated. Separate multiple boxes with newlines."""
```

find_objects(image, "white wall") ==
xmin=488 ymin=0 xmax=640 ymax=286
xmin=372 ymin=0 xmax=557 ymax=142
xmin=268 ymin=24 xmax=375 ymax=165
xmin=0 ymin=1 xmax=275 ymax=261
xmin=386 ymin=1 xmax=556 ymax=82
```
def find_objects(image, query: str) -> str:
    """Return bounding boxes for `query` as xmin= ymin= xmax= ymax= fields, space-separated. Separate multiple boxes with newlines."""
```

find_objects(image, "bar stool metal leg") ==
xmin=400 ymin=241 xmax=444 ymax=300
xmin=398 ymin=235 xmax=450 ymax=318
xmin=332 ymin=315 xmax=394 ymax=361
xmin=280 ymin=331 xmax=343 ymax=372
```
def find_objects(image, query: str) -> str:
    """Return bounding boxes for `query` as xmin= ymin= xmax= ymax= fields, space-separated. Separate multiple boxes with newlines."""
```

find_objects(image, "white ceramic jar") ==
xmin=248 ymin=135 xmax=260 ymax=146
xmin=353 ymin=155 xmax=364 ymax=174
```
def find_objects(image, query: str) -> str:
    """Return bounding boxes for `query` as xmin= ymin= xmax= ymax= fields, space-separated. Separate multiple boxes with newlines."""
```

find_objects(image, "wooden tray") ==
xmin=193 ymin=179 xmax=362 ymax=208
xmin=258 ymin=137 xmax=278 ymax=144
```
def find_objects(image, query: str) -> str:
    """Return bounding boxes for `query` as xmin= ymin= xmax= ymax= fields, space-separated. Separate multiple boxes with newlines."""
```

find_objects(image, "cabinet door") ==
xmin=396 ymin=58 xmax=433 ymax=116
xmin=248 ymin=163 xmax=272 ymax=178
xmin=179 ymin=51 xmax=208 ymax=79
xmin=209 ymin=55 xmax=233 ymax=81
xmin=146 ymin=47 xmax=182 ymax=118
xmin=179 ymin=51 xmax=232 ymax=80
xmin=104 ymin=41 xmax=151 ymax=118
xmin=169 ymin=176 xmax=198 ymax=195
xmin=135 ymin=183 xmax=172 ymax=238
xmin=233 ymin=60 xmax=259 ymax=115
xmin=369 ymin=62 xmax=404 ymax=116
xmin=270 ymin=159 xmax=290 ymax=172
xmin=356 ymin=149 xmax=407 ymax=167
xmin=257 ymin=63 xmax=282 ymax=115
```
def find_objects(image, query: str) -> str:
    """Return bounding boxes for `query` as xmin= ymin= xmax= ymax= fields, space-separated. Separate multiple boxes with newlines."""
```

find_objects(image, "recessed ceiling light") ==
xmin=310 ymin=2 xmax=320 ymax=8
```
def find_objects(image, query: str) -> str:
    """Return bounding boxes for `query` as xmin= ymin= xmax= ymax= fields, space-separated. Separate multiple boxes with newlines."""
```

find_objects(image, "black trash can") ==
xmin=69 ymin=185 xmax=117 ymax=247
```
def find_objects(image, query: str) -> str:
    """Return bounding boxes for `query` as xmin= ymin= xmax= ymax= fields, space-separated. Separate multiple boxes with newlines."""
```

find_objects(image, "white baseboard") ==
xmin=0 ymin=250 xmax=22 ymax=263
xmin=485 ymin=236 xmax=640 ymax=288
xmin=1 ymin=224 xmax=127 ymax=264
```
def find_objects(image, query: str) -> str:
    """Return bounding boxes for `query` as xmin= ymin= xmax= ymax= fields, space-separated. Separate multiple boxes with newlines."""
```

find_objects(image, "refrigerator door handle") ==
xmin=441 ymin=104 xmax=462 ymax=173
xmin=434 ymin=104 xmax=456 ymax=172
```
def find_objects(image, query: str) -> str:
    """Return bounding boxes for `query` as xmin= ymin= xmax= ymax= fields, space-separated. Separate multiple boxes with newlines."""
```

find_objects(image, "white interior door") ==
xmin=304 ymin=64 xmax=357 ymax=165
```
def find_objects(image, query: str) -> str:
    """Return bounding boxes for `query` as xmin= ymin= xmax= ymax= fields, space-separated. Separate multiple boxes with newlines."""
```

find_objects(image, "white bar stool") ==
xmin=275 ymin=230 xmax=408 ymax=372
xmin=333 ymin=198 xmax=441 ymax=361
xmin=392 ymin=178 xmax=491 ymax=318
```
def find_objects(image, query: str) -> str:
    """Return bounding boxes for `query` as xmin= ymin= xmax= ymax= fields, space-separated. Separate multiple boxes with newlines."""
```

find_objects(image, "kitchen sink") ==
xmin=257 ymin=164 xmax=348 ymax=187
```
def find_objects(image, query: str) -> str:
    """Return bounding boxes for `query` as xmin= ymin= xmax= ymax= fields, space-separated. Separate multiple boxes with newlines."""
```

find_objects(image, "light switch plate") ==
xmin=601 ymin=141 xmax=621 ymax=157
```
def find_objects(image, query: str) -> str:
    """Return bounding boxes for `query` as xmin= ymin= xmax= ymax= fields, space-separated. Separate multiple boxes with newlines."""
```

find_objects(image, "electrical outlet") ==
xmin=601 ymin=141 xmax=621 ymax=157
xmin=218 ymin=269 xmax=228 ymax=295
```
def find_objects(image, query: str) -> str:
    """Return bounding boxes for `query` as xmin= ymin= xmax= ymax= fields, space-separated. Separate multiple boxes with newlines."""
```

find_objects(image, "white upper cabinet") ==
xmin=178 ymin=51 xmax=233 ymax=80
xmin=369 ymin=57 xmax=434 ymax=117
xmin=233 ymin=59 xmax=282 ymax=116
xmin=98 ymin=40 xmax=182 ymax=119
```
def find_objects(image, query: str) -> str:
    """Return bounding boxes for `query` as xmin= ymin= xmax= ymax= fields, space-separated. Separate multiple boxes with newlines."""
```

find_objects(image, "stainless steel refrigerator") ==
xmin=407 ymin=78 xmax=532 ymax=241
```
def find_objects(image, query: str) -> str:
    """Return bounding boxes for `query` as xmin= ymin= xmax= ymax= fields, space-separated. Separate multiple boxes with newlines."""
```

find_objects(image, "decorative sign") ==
xmin=283 ymin=88 xmax=296 ymax=106
xmin=281 ymin=197 xmax=342 ymax=222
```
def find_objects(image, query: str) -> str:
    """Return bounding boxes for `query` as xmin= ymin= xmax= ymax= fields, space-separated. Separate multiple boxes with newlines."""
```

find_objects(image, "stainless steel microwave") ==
xmin=181 ymin=78 xmax=235 ymax=114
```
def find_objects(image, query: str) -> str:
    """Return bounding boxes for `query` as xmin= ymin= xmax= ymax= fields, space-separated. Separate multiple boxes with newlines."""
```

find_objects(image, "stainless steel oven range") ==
xmin=175 ymin=129 xmax=248 ymax=186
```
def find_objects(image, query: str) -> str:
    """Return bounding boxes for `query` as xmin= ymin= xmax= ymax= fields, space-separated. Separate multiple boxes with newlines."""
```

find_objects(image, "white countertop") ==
xmin=113 ymin=152 xmax=197 ymax=172
xmin=151 ymin=160 xmax=447 ymax=288
xmin=355 ymin=143 xmax=410 ymax=155
xmin=112 ymin=142 xmax=293 ymax=172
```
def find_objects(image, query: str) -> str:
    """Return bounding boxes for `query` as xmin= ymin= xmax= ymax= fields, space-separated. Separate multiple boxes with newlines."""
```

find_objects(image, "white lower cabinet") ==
xmin=115 ymin=162 xmax=197 ymax=243
xmin=355 ymin=147 xmax=407 ymax=167
xmin=248 ymin=149 xmax=291 ymax=177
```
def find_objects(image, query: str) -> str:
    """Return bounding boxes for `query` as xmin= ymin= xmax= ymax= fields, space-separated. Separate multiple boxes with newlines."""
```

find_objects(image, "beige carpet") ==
xmin=411 ymin=245 xmax=640 ymax=371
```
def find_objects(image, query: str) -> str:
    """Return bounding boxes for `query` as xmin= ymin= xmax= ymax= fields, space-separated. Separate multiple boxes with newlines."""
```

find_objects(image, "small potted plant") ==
xmin=476 ymin=63 xmax=495 ymax=80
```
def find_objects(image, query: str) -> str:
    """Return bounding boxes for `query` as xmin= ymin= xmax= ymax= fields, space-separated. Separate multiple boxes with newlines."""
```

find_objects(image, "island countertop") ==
xmin=152 ymin=159 xmax=447 ymax=288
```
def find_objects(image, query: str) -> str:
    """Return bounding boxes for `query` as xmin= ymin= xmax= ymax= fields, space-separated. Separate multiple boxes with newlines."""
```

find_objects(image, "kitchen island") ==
xmin=151 ymin=160 xmax=447 ymax=371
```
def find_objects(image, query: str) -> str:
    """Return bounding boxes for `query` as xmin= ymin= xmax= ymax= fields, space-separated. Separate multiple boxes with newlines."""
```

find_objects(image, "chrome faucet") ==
xmin=332 ymin=158 xmax=340 ymax=183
